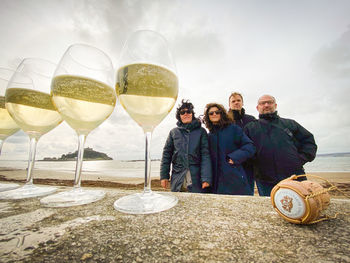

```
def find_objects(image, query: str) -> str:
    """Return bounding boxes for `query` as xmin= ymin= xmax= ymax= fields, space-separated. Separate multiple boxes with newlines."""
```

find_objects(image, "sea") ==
xmin=0 ymin=155 xmax=349 ymax=179
xmin=0 ymin=159 xmax=161 ymax=179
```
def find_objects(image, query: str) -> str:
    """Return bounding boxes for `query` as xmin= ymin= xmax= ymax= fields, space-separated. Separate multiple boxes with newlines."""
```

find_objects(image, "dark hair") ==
xmin=176 ymin=99 xmax=196 ymax=122
xmin=203 ymin=103 xmax=231 ymax=132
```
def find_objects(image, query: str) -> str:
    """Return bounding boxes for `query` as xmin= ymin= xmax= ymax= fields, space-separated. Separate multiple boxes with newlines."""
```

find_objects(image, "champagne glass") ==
xmin=0 ymin=58 xmax=62 ymax=199
xmin=114 ymin=30 xmax=179 ymax=214
xmin=40 ymin=44 xmax=116 ymax=207
xmin=0 ymin=68 xmax=21 ymax=192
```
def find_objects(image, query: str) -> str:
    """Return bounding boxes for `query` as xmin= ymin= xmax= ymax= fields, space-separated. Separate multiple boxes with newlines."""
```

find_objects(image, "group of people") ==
xmin=160 ymin=93 xmax=317 ymax=196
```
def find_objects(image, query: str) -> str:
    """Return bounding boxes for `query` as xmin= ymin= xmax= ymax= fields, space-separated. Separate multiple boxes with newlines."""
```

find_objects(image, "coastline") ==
xmin=0 ymin=168 xmax=162 ymax=190
xmin=0 ymin=168 xmax=349 ymax=197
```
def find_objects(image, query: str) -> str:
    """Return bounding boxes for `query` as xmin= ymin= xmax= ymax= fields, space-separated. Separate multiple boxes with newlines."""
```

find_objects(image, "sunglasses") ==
xmin=208 ymin=110 xmax=221 ymax=116
xmin=180 ymin=109 xmax=192 ymax=115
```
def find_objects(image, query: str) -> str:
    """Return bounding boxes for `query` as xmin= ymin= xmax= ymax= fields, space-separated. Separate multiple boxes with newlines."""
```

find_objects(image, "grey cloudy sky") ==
xmin=0 ymin=0 xmax=349 ymax=160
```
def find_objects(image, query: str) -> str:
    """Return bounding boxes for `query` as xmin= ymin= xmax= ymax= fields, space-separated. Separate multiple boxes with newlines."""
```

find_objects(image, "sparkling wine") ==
xmin=51 ymin=75 xmax=116 ymax=135
xmin=0 ymin=96 xmax=20 ymax=140
xmin=5 ymin=88 xmax=62 ymax=138
xmin=116 ymin=63 xmax=178 ymax=132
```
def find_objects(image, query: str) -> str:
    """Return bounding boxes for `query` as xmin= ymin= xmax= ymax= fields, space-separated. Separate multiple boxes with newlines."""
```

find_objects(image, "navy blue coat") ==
xmin=160 ymin=119 xmax=212 ymax=193
xmin=228 ymin=108 xmax=256 ymax=195
xmin=208 ymin=124 xmax=256 ymax=195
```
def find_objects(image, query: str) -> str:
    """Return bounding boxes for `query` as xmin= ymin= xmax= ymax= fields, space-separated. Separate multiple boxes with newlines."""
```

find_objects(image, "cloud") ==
xmin=1 ymin=131 xmax=28 ymax=159
xmin=1 ymin=0 xmax=350 ymax=161
xmin=311 ymin=26 xmax=350 ymax=79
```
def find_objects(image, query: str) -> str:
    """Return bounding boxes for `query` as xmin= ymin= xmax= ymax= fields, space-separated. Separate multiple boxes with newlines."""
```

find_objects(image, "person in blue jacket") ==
xmin=203 ymin=103 xmax=256 ymax=195
xmin=227 ymin=92 xmax=256 ymax=195
xmin=160 ymin=100 xmax=212 ymax=193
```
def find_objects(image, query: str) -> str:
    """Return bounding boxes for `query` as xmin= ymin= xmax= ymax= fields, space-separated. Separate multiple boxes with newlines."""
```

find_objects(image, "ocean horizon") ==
xmin=1 ymin=154 xmax=350 ymax=179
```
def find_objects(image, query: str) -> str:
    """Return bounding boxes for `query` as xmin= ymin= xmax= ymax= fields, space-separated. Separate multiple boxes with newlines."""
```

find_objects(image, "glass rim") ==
xmin=118 ymin=30 xmax=177 ymax=73
xmin=18 ymin=57 xmax=57 ymax=79
xmin=65 ymin=43 xmax=113 ymax=71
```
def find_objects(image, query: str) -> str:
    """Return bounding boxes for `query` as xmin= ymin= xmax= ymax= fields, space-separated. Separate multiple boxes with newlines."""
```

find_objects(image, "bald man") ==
xmin=244 ymin=95 xmax=317 ymax=196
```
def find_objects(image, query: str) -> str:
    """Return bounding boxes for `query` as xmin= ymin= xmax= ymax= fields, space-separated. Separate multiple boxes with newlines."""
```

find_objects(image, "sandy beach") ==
xmin=0 ymin=167 xmax=349 ymax=198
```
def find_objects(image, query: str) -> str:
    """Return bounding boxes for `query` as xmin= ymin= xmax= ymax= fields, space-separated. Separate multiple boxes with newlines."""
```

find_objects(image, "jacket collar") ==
xmin=259 ymin=111 xmax=279 ymax=121
xmin=177 ymin=119 xmax=201 ymax=131
xmin=230 ymin=107 xmax=246 ymax=120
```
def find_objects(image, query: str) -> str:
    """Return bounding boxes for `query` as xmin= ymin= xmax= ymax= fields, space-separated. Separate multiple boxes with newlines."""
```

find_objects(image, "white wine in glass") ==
xmin=0 ymin=68 xmax=21 ymax=192
xmin=0 ymin=58 xmax=62 ymax=199
xmin=114 ymin=30 xmax=179 ymax=214
xmin=40 ymin=44 xmax=116 ymax=207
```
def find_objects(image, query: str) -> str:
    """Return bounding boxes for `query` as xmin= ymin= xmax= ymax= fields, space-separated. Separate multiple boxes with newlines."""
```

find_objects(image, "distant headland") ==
xmin=41 ymin=147 xmax=113 ymax=161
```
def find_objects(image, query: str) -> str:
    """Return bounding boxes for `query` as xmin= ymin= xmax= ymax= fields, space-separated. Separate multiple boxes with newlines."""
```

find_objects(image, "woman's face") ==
xmin=179 ymin=108 xmax=193 ymax=124
xmin=208 ymin=106 xmax=221 ymax=124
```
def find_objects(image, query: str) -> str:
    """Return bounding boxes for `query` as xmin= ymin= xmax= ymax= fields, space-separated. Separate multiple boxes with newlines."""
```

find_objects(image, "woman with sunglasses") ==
xmin=160 ymin=100 xmax=212 ymax=193
xmin=203 ymin=103 xmax=255 ymax=195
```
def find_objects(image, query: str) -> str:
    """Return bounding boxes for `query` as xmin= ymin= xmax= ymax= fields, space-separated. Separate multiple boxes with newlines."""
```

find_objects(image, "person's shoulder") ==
xmin=279 ymin=116 xmax=295 ymax=122
xmin=169 ymin=126 xmax=181 ymax=135
xmin=244 ymin=119 xmax=259 ymax=129
xmin=199 ymin=126 xmax=208 ymax=132
xmin=227 ymin=123 xmax=244 ymax=132
xmin=278 ymin=117 xmax=298 ymax=126
xmin=199 ymin=127 xmax=210 ymax=138
xmin=244 ymin=114 xmax=256 ymax=121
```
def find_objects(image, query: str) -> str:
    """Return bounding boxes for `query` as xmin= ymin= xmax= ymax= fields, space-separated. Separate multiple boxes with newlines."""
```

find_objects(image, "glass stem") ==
xmin=0 ymin=139 xmax=3 ymax=156
xmin=73 ymin=134 xmax=86 ymax=188
xmin=26 ymin=137 xmax=38 ymax=185
xmin=144 ymin=131 xmax=152 ymax=194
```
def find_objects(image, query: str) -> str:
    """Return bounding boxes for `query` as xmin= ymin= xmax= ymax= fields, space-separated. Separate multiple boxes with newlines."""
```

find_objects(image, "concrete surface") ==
xmin=0 ymin=185 xmax=349 ymax=263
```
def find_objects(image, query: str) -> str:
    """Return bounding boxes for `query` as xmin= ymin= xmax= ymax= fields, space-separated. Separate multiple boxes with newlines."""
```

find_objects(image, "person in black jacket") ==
xmin=227 ymin=92 xmax=256 ymax=195
xmin=227 ymin=92 xmax=256 ymax=127
xmin=244 ymin=94 xmax=317 ymax=196
xmin=160 ymin=100 xmax=212 ymax=193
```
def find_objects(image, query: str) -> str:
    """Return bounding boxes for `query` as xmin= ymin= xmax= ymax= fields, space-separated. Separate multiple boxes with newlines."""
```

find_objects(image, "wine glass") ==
xmin=0 ymin=58 xmax=62 ymax=199
xmin=40 ymin=44 xmax=116 ymax=207
xmin=113 ymin=30 xmax=179 ymax=214
xmin=0 ymin=68 xmax=21 ymax=192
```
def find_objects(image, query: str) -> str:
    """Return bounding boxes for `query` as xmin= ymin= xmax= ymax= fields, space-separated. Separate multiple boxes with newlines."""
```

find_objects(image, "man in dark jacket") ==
xmin=160 ymin=100 xmax=212 ymax=193
xmin=228 ymin=92 xmax=256 ymax=128
xmin=244 ymin=94 xmax=317 ymax=196
xmin=227 ymin=92 xmax=256 ymax=195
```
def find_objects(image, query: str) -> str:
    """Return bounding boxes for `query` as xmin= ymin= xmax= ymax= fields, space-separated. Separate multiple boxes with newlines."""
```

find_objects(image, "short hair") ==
xmin=258 ymin=94 xmax=276 ymax=104
xmin=229 ymin=92 xmax=244 ymax=104
xmin=203 ymin=103 xmax=231 ymax=132
xmin=175 ymin=99 xmax=196 ymax=122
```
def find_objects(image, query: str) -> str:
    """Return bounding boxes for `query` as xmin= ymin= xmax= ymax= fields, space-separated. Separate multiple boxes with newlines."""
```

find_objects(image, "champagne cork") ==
xmin=271 ymin=175 xmax=330 ymax=224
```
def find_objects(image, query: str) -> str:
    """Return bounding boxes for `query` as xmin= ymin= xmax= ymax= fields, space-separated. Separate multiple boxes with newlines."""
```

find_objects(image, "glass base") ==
xmin=114 ymin=191 xmax=178 ymax=214
xmin=40 ymin=188 xmax=105 ymax=207
xmin=0 ymin=183 xmax=20 ymax=192
xmin=0 ymin=184 xmax=57 ymax=200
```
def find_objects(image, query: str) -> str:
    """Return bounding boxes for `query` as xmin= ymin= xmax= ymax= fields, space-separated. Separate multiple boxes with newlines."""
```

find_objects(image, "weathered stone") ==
xmin=80 ymin=253 xmax=93 ymax=260
xmin=0 ymin=188 xmax=349 ymax=263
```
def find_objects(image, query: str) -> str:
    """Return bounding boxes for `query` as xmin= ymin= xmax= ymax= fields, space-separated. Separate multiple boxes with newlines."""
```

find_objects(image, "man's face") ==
xmin=229 ymin=95 xmax=243 ymax=111
xmin=256 ymin=95 xmax=277 ymax=114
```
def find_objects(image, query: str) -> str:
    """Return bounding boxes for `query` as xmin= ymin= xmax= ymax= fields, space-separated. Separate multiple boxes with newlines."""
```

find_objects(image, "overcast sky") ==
xmin=0 ymin=0 xmax=349 ymax=160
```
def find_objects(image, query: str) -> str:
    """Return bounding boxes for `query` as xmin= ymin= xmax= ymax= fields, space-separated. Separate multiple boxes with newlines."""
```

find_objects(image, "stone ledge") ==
xmin=0 ymin=187 xmax=349 ymax=262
